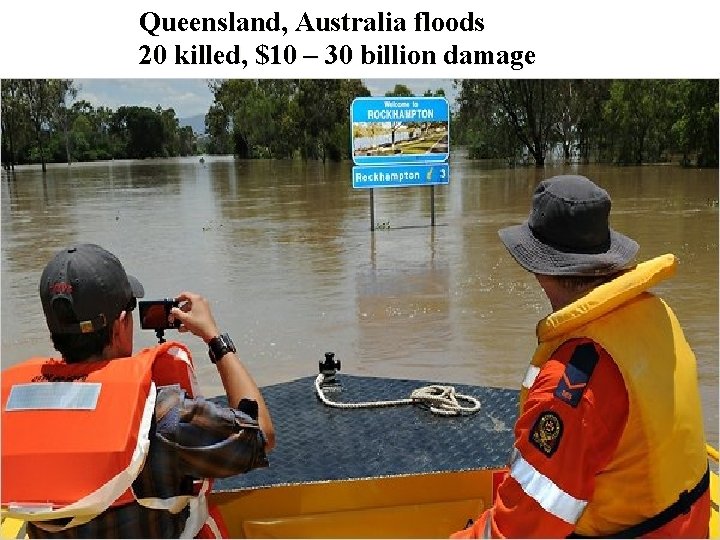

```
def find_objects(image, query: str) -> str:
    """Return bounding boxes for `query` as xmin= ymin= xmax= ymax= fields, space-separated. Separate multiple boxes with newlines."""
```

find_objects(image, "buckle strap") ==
xmin=569 ymin=467 xmax=710 ymax=539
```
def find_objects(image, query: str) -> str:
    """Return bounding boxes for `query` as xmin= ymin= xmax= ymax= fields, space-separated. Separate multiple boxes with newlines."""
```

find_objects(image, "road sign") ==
xmin=350 ymin=96 xmax=450 ymax=229
xmin=352 ymin=164 xmax=449 ymax=189
xmin=351 ymin=97 xmax=450 ymax=165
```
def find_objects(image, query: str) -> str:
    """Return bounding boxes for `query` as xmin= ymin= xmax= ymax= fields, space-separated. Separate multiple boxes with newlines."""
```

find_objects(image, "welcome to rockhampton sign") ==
xmin=350 ymin=96 xmax=450 ymax=189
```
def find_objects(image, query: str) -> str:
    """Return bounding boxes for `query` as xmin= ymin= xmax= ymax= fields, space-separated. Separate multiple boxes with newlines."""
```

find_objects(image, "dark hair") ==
xmin=51 ymin=329 xmax=112 ymax=363
xmin=49 ymin=298 xmax=112 ymax=363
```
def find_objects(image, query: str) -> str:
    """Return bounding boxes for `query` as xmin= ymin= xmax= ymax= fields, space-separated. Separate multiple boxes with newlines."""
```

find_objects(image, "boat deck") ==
xmin=211 ymin=374 xmax=519 ymax=491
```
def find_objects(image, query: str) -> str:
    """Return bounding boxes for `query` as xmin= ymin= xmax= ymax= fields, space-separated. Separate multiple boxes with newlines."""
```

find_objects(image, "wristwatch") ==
xmin=208 ymin=333 xmax=236 ymax=364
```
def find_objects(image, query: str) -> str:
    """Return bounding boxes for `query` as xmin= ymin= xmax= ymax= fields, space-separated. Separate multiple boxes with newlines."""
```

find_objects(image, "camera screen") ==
xmin=138 ymin=300 xmax=178 ymax=330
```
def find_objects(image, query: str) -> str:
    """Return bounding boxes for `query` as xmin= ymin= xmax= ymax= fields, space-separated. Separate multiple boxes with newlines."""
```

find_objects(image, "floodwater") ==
xmin=1 ymin=155 xmax=718 ymax=444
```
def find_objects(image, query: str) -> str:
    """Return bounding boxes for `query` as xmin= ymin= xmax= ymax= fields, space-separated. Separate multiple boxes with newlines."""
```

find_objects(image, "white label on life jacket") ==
xmin=6 ymin=382 xmax=101 ymax=410
xmin=7 ymin=504 xmax=54 ymax=514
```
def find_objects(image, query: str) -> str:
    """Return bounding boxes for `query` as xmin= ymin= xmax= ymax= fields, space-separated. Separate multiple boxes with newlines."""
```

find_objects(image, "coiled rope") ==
xmin=314 ymin=373 xmax=481 ymax=416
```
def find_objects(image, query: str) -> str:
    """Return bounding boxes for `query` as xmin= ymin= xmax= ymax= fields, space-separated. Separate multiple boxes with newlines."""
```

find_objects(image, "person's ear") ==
xmin=111 ymin=311 xmax=129 ymax=341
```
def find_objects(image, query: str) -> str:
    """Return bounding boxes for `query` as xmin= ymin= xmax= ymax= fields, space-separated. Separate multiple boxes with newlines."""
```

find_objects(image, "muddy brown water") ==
xmin=2 ymin=155 xmax=717 ymax=445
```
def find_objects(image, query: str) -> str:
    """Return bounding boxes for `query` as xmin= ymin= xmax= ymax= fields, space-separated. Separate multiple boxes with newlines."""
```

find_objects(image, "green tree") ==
xmin=573 ymin=81 xmax=612 ymax=163
xmin=602 ymin=80 xmax=677 ymax=164
xmin=56 ymin=81 xmax=78 ymax=164
xmin=67 ymin=102 xmax=116 ymax=160
xmin=455 ymin=81 xmax=529 ymax=164
xmin=207 ymin=78 xmax=369 ymax=161
xmin=455 ymin=80 xmax=559 ymax=167
xmin=670 ymin=80 xmax=718 ymax=167
xmin=21 ymin=79 xmax=75 ymax=172
xmin=384 ymin=84 xmax=414 ymax=97
xmin=297 ymin=80 xmax=350 ymax=161
xmin=254 ymin=79 xmax=299 ymax=158
xmin=70 ymin=113 xmax=95 ymax=161
xmin=111 ymin=106 xmax=164 ymax=159
xmin=178 ymin=126 xmax=196 ymax=156
xmin=1 ymin=80 xmax=30 ymax=170
xmin=455 ymin=78 xmax=715 ymax=168
xmin=205 ymin=104 xmax=233 ymax=155
xmin=94 ymin=106 xmax=117 ymax=160
xmin=207 ymin=79 xmax=259 ymax=158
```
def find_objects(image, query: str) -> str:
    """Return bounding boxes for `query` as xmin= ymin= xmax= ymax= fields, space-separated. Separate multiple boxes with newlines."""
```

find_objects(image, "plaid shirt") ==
xmin=28 ymin=385 xmax=268 ymax=539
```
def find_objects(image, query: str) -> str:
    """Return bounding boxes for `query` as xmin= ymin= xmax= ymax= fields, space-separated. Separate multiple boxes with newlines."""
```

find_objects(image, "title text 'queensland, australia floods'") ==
xmin=138 ymin=11 xmax=536 ymax=70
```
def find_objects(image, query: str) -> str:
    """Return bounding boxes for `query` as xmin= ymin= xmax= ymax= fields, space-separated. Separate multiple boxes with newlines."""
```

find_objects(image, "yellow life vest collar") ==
xmin=536 ymin=254 xmax=677 ymax=342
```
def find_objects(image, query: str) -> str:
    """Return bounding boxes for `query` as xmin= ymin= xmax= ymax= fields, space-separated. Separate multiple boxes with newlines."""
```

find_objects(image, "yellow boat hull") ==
xmin=4 ymin=465 xmax=716 ymax=539
xmin=211 ymin=469 xmax=495 ymax=539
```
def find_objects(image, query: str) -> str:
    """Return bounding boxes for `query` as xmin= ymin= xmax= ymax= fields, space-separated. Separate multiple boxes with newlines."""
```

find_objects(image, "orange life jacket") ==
xmin=0 ymin=341 xmax=222 ymax=536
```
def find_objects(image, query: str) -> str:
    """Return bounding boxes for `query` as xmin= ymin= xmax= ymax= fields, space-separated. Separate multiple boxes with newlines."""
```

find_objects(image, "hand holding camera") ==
xmin=137 ymin=291 xmax=273 ymax=449
xmin=168 ymin=292 xmax=220 ymax=343
xmin=139 ymin=292 xmax=220 ymax=343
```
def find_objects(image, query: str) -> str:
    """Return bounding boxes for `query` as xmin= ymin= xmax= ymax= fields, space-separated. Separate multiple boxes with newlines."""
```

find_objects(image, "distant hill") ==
xmin=179 ymin=114 xmax=206 ymax=135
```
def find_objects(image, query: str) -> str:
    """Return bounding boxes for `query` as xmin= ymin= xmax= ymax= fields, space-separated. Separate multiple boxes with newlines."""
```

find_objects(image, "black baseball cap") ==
xmin=498 ymin=175 xmax=639 ymax=276
xmin=39 ymin=244 xmax=144 ymax=334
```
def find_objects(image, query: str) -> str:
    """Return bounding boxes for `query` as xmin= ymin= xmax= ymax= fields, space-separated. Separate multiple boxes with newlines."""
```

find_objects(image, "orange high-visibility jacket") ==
xmin=0 ymin=341 xmax=222 ymax=537
xmin=453 ymin=255 xmax=709 ymax=538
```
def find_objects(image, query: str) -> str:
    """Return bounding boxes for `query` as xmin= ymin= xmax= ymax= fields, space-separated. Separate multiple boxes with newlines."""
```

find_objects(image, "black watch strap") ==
xmin=208 ymin=333 xmax=236 ymax=364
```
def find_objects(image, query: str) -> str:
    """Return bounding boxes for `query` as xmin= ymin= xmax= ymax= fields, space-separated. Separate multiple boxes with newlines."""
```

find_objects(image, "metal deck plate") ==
xmin=213 ymin=375 xmax=518 ymax=491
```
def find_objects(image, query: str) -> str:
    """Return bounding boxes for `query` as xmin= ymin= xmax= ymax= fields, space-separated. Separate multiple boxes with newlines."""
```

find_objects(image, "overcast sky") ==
xmin=74 ymin=79 xmax=457 ymax=119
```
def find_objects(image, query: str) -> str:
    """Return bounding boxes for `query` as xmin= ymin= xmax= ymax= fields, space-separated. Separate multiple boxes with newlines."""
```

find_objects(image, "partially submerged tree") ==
xmin=21 ymin=79 xmax=75 ymax=172
xmin=1 ymin=80 xmax=28 ymax=171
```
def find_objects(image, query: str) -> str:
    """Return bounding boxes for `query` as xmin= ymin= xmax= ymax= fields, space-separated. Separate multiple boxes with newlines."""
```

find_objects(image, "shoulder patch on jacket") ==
xmin=553 ymin=342 xmax=599 ymax=407
xmin=529 ymin=410 xmax=563 ymax=457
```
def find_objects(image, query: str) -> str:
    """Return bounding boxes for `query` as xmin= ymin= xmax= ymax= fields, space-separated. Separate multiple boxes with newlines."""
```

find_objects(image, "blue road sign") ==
xmin=352 ymin=164 xmax=449 ymax=189
xmin=351 ymin=96 xmax=450 ymax=165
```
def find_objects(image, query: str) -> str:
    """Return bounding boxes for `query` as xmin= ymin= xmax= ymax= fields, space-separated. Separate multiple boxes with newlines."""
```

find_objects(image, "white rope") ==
xmin=314 ymin=374 xmax=481 ymax=416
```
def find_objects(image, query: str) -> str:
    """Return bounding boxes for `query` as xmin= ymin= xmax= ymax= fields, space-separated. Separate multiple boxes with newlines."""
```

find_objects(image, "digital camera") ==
xmin=138 ymin=299 xmax=181 ymax=330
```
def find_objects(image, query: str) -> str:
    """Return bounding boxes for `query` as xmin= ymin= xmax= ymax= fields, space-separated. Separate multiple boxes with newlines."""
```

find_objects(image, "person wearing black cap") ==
xmin=1 ymin=244 xmax=275 ymax=538
xmin=452 ymin=176 xmax=709 ymax=538
xmin=39 ymin=243 xmax=146 ymax=362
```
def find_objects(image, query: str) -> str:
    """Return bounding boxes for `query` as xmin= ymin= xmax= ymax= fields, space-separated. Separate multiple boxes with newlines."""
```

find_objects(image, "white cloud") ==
xmin=75 ymin=79 xmax=214 ymax=118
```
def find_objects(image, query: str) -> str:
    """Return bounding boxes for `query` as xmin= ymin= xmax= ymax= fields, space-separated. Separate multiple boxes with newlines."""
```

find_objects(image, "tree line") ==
xmin=202 ymin=79 xmax=718 ymax=168
xmin=204 ymin=80 xmax=444 ymax=161
xmin=2 ymin=79 xmax=717 ymax=171
xmin=453 ymin=80 xmax=718 ymax=167
xmin=1 ymin=79 xmax=196 ymax=171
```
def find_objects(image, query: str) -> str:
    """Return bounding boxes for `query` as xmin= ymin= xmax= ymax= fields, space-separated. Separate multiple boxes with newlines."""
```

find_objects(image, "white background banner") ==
xmin=1 ymin=0 xmax=717 ymax=78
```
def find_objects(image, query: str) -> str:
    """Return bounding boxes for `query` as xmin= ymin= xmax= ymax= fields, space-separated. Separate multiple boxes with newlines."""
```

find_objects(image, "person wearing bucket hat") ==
xmin=498 ymin=175 xmax=639 ymax=278
xmin=453 ymin=176 xmax=709 ymax=538
xmin=2 ymin=244 xmax=275 ymax=538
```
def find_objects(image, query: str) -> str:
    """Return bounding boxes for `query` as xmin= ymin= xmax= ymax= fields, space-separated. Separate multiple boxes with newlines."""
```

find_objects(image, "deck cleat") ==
xmin=318 ymin=351 xmax=342 ymax=392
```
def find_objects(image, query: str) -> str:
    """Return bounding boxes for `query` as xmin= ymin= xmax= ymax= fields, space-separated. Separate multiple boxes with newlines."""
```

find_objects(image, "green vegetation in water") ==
xmin=453 ymin=80 xmax=718 ymax=168
xmin=1 ymin=79 xmax=717 ymax=171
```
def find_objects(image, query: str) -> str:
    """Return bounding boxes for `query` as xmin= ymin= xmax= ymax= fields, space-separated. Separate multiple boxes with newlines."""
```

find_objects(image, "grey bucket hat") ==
xmin=498 ymin=175 xmax=639 ymax=276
